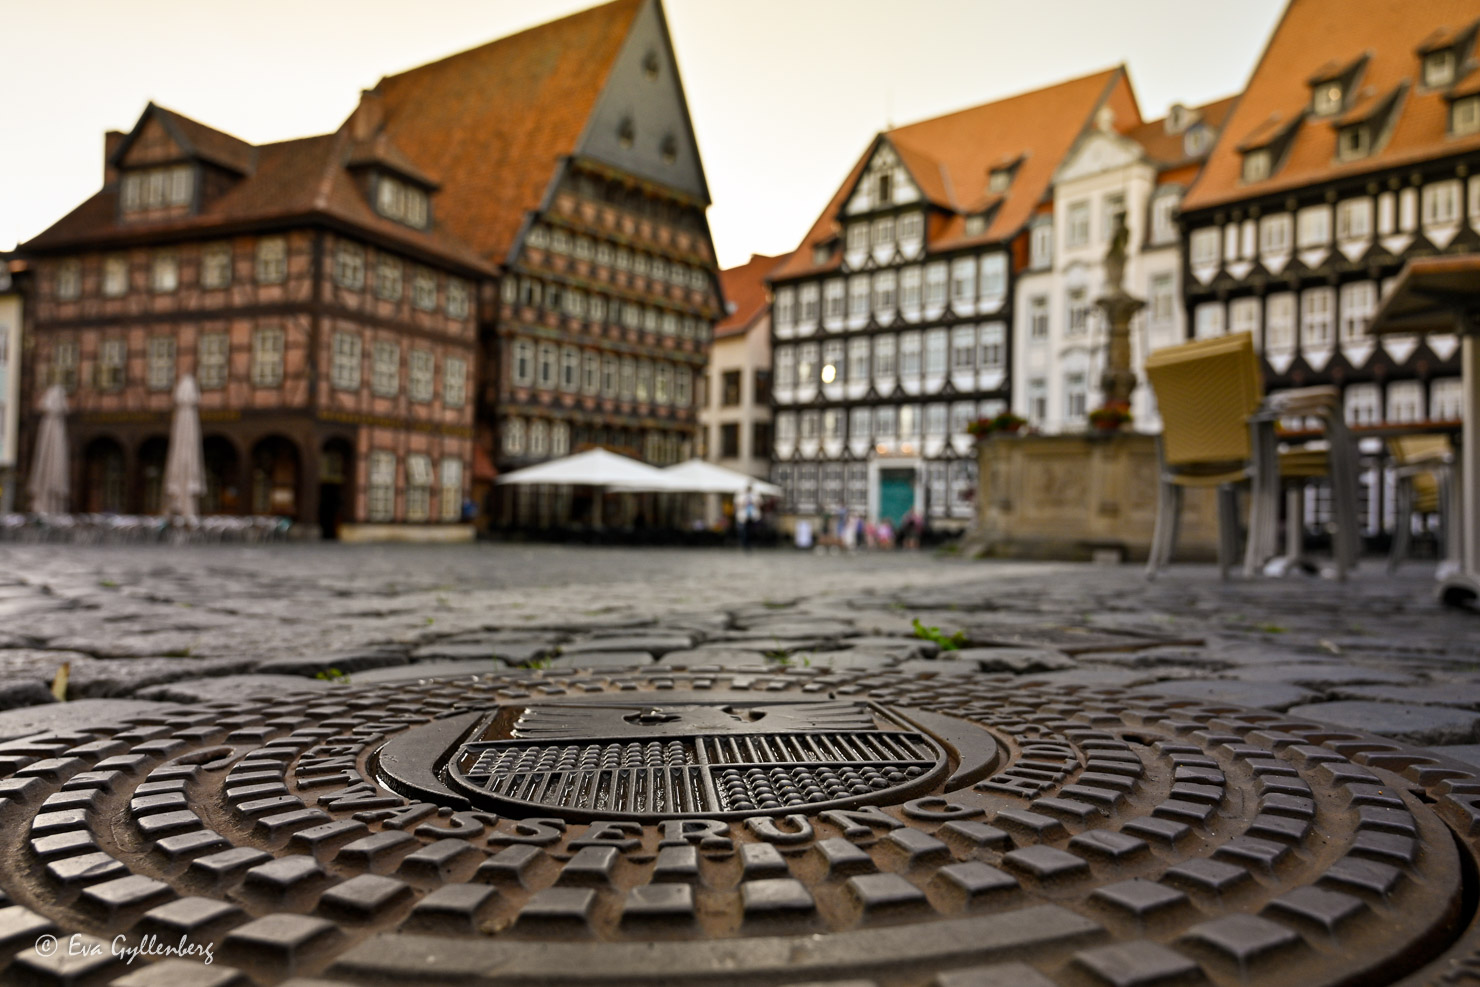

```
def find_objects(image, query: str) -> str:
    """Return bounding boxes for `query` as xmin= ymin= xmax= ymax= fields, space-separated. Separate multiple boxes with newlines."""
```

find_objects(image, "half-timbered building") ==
xmin=366 ymin=0 xmax=723 ymax=527
xmin=1180 ymin=0 xmax=1478 ymax=431
xmin=20 ymin=104 xmax=491 ymax=535
xmin=767 ymin=69 xmax=1140 ymax=530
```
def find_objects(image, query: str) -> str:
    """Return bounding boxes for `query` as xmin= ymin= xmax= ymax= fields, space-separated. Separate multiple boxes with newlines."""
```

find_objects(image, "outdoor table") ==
xmin=1370 ymin=255 xmax=1480 ymax=608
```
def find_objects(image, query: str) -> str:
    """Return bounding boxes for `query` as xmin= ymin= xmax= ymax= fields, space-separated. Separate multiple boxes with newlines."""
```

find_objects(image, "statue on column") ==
xmin=1096 ymin=211 xmax=1143 ymax=413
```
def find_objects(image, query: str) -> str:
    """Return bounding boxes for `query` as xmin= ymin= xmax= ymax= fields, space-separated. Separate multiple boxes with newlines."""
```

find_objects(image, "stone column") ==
xmin=1095 ymin=214 xmax=1145 ymax=409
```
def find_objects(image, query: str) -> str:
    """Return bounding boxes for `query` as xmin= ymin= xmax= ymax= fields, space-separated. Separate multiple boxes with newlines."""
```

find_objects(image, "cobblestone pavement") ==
xmin=0 ymin=543 xmax=1476 ymax=985
xmin=0 ymin=544 xmax=1473 ymax=755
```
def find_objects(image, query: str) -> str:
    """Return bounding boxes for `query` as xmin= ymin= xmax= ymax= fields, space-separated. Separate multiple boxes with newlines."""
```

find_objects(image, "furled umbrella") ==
xmin=26 ymin=385 xmax=70 ymax=514
xmin=163 ymin=373 xmax=205 ymax=519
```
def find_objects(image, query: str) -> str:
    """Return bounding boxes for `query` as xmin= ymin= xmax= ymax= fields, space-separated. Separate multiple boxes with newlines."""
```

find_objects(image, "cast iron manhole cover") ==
xmin=4 ymin=663 xmax=1480 ymax=986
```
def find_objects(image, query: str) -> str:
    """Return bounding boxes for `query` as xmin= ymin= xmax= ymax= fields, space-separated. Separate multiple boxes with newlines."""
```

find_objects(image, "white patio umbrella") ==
xmin=26 ymin=385 xmax=70 ymax=514
xmin=662 ymin=459 xmax=781 ymax=496
xmin=163 ymin=374 xmax=205 ymax=519
xmin=495 ymin=447 xmax=682 ymax=489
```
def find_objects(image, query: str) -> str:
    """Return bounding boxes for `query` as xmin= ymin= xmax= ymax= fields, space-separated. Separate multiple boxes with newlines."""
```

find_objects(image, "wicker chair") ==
xmin=1144 ymin=332 xmax=1362 ymax=580
xmin=1388 ymin=435 xmax=1455 ymax=573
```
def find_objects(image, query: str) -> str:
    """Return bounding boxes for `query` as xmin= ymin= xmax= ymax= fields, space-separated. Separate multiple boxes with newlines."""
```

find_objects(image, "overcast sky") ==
xmin=2 ymin=0 xmax=1285 ymax=269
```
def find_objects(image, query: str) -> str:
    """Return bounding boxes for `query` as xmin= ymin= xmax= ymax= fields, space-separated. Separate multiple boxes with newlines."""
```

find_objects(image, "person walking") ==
xmin=737 ymin=484 xmax=759 ymax=552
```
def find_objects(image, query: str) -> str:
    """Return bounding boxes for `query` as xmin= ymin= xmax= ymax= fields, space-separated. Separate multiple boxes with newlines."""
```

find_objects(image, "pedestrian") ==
xmin=737 ymin=484 xmax=759 ymax=552
xmin=901 ymin=509 xmax=921 ymax=550
xmin=877 ymin=518 xmax=894 ymax=550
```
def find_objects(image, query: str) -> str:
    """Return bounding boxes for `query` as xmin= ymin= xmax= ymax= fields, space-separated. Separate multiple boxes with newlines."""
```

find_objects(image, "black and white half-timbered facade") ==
xmin=768 ymin=69 xmax=1140 ymax=531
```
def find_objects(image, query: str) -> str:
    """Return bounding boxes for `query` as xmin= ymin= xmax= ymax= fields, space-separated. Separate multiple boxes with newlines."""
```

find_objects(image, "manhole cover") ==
xmin=3 ymin=664 xmax=1480 ymax=986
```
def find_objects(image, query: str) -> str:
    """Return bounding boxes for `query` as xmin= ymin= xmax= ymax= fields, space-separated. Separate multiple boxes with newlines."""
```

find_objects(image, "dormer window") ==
xmin=876 ymin=172 xmax=893 ymax=206
xmin=120 ymin=164 xmax=193 ymax=214
xmin=1425 ymin=50 xmax=1457 ymax=88
xmin=987 ymin=168 xmax=1012 ymax=194
xmin=1313 ymin=82 xmax=1345 ymax=116
xmin=375 ymin=174 xmax=429 ymax=230
xmin=965 ymin=214 xmax=987 ymax=237
xmin=1184 ymin=125 xmax=1213 ymax=157
xmin=1453 ymin=95 xmax=1480 ymax=135
xmin=812 ymin=242 xmax=832 ymax=266
xmin=1337 ymin=124 xmax=1371 ymax=160
xmin=1242 ymin=149 xmax=1271 ymax=182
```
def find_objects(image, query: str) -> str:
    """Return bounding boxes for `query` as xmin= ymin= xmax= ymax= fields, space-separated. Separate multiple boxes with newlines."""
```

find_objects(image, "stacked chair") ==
xmin=1144 ymin=332 xmax=1361 ymax=580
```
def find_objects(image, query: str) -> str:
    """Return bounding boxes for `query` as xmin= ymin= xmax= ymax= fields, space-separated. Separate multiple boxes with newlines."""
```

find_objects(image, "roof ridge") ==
xmin=886 ymin=65 xmax=1122 ymax=138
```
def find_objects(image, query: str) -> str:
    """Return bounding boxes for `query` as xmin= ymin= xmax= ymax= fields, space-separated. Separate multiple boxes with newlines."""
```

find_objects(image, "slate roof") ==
xmin=1182 ymin=0 xmax=1480 ymax=212
xmin=770 ymin=67 xmax=1136 ymax=281
xmin=371 ymin=0 xmax=644 ymax=265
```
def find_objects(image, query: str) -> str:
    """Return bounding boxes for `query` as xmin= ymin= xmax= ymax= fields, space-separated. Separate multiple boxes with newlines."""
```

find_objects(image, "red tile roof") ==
xmin=139 ymin=104 xmax=257 ymax=175
xmin=24 ymin=114 xmax=492 ymax=275
xmin=371 ymin=0 xmax=644 ymax=266
xmin=1128 ymin=96 xmax=1239 ymax=170
xmin=1183 ymin=0 xmax=1480 ymax=212
xmin=715 ymin=253 xmax=785 ymax=339
xmin=771 ymin=67 xmax=1135 ymax=281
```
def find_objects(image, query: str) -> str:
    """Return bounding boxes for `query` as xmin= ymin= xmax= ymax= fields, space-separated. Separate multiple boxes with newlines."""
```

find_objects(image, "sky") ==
xmin=1 ymin=0 xmax=1286 ymax=270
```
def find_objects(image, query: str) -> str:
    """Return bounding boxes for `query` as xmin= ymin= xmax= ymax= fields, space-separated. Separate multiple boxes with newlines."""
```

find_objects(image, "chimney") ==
xmin=349 ymin=89 xmax=384 ymax=143
xmin=104 ymin=130 xmax=126 ymax=184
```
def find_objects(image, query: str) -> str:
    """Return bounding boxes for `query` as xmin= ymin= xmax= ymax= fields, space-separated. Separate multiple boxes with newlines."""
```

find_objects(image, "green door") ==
xmin=878 ymin=469 xmax=915 ymax=525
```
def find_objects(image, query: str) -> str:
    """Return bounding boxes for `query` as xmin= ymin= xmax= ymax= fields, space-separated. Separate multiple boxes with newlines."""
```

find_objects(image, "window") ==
xmin=201 ymin=244 xmax=231 ymax=290
xmin=409 ymin=349 xmax=435 ymax=402
xmin=988 ymin=167 xmax=1012 ymax=193
xmin=368 ymin=452 xmax=396 ymax=521
xmin=899 ymin=212 xmax=923 ymax=241
xmin=1065 ymin=372 xmax=1088 ymax=420
xmin=1344 ymin=383 xmax=1381 ymax=426
xmin=848 ymin=276 xmax=870 ymax=319
xmin=873 ymin=406 xmax=896 ymax=439
xmin=1313 ymin=81 xmax=1344 ymax=116
xmin=440 ymin=459 xmax=463 ymax=521
xmin=375 ymin=256 xmax=402 ymax=301
xmin=1242 ymin=149 xmax=1271 ymax=183
xmin=537 ymin=344 xmax=557 ymax=390
xmin=436 ymin=355 xmax=465 ymax=407
xmin=372 ymin=341 xmax=399 ymax=396
xmin=979 ymin=322 xmax=1005 ymax=370
xmin=120 ymin=164 xmax=193 ymax=213
xmin=752 ymin=421 xmax=772 ymax=458
xmin=256 ymin=238 xmax=287 ymax=284
xmin=1297 ymin=206 xmax=1331 ymax=247
xmin=251 ymin=327 xmax=285 ymax=387
xmin=1102 ymin=192 xmax=1126 ymax=241
xmin=551 ymin=422 xmax=570 ymax=457
xmin=721 ymin=369 xmax=742 ymax=406
xmin=98 ymin=338 xmax=127 ymax=391
xmin=1432 ymin=378 xmax=1464 ymax=420
xmin=413 ymin=270 xmax=437 ymax=310
xmin=950 ymin=258 xmax=975 ymax=302
xmin=847 ymin=338 xmax=869 ymax=381
xmin=1027 ymin=377 xmax=1047 ymax=423
xmin=873 ymin=335 xmax=896 ymax=376
xmin=446 ymin=279 xmax=470 ymax=319
xmin=1387 ymin=381 xmax=1424 ymax=424
xmin=800 ymin=410 xmax=820 ymax=441
xmin=799 ymin=284 xmax=819 ymax=323
xmin=979 ymin=253 xmax=1006 ymax=298
xmin=924 ymin=403 xmax=946 ymax=435
xmin=876 ymin=171 xmax=893 ymax=206
xmin=636 ymin=360 xmax=652 ymax=402
xmin=773 ymin=348 xmax=794 ymax=390
xmin=51 ymin=339 xmax=78 ymax=391
xmin=900 ymin=267 xmax=922 ymax=311
xmin=1190 ymin=227 xmax=1220 ymax=265
xmin=924 ymin=329 xmax=947 ymax=376
xmin=654 ymin=363 xmax=671 ymax=404
xmin=1454 ymin=96 xmax=1480 ymax=136
xmin=104 ymin=255 xmax=129 ymax=297
xmin=1230 ymin=297 xmax=1261 ymax=339
xmin=1067 ymin=201 xmax=1090 ymax=247
xmin=775 ymin=412 xmax=797 ymax=444
xmin=720 ymin=423 xmax=740 ymax=458
xmin=796 ymin=344 xmax=818 ymax=385
xmin=899 ymin=331 xmax=921 ymax=376
xmin=1030 ymin=296 xmax=1049 ymax=339
xmin=1259 ymin=214 xmax=1291 ymax=254
xmin=775 ymin=288 xmax=796 ymax=329
xmin=1425 ymin=50 xmax=1456 ymax=88
xmin=924 ymin=263 xmax=948 ymax=305
xmin=580 ymin=352 xmax=600 ymax=396
xmin=872 ymin=216 xmax=895 ymax=247
xmin=1339 ymin=281 xmax=1377 ymax=342
xmin=873 ymin=270 xmax=897 ymax=313
xmin=151 ymin=252 xmax=178 ymax=293
xmin=333 ymin=242 xmax=364 ymax=289
xmin=1151 ymin=196 xmax=1177 ymax=244
xmin=331 ymin=333 xmax=362 ymax=390
xmin=675 ymin=366 xmax=692 ymax=407
xmin=846 ymin=223 xmax=868 ymax=253
xmin=602 ymin=355 xmax=618 ymax=397
xmin=1334 ymin=121 xmax=1376 ymax=161
xmin=1150 ymin=274 xmax=1175 ymax=322
xmin=512 ymin=340 xmax=534 ymax=387
xmin=405 ymin=455 xmax=432 ymax=521
xmin=750 ymin=369 xmax=766 ymax=405
xmin=1423 ymin=181 xmax=1462 ymax=226
xmin=503 ymin=418 xmax=526 ymax=455
xmin=848 ymin=407 xmax=870 ymax=442
xmin=1337 ymin=198 xmax=1372 ymax=239
xmin=951 ymin=326 xmax=975 ymax=372
xmin=1031 ymin=224 xmax=1053 ymax=268
xmin=529 ymin=420 xmax=549 ymax=457
xmin=1265 ymin=293 xmax=1296 ymax=350
xmin=824 ymin=280 xmax=846 ymax=321
xmin=1067 ymin=287 xmax=1091 ymax=335
xmin=197 ymin=334 xmax=227 ymax=390
xmin=560 ymin=346 xmax=579 ymax=393
xmin=1194 ymin=302 xmax=1225 ymax=339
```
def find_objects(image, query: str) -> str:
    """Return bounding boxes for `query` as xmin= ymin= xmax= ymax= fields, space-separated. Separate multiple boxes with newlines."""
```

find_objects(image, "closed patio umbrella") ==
xmin=163 ymin=374 xmax=205 ymax=519
xmin=26 ymin=385 xmax=69 ymax=514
